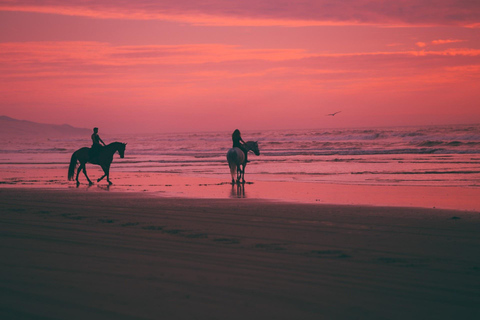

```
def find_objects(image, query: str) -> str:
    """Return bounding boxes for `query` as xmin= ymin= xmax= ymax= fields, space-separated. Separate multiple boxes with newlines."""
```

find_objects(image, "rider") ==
xmin=90 ymin=127 xmax=106 ymax=160
xmin=232 ymin=129 xmax=249 ymax=163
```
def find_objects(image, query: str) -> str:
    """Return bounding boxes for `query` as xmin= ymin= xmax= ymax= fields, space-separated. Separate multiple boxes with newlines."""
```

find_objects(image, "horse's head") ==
xmin=117 ymin=142 xmax=127 ymax=158
xmin=248 ymin=141 xmax=260 ymax=156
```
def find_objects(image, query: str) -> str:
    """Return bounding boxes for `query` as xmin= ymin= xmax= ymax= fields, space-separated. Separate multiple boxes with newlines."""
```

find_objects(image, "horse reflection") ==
xmin=97 ymin=184 xmax=111 ymax=191
xmin=230 ymin=183 xmax=246 ymax=198
xmin=74 ymin=182 xmax=110 ymax=191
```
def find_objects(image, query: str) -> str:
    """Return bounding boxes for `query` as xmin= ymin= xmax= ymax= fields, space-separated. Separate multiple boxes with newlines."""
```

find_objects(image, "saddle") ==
xmin=89 ymin=145 xmax=103 ymax=163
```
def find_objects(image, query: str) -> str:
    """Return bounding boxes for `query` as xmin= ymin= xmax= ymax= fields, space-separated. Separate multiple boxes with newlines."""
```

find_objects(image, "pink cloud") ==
xmin=416 ymin=42 xmax=427 ymax=48
xmin=2 ymin=41 xmax=478 ymax=75
xmin=1 ymin=1 xmax=480 ymax=27
xmin=2 ymin=41 xmax=479 ymax=99
xmin=1 ymin=40 xmax=479 ymax=132
xmin=0 ymin=42 xmax=313 ymax=70
xmin=431 ymin=39 xmax=465 ymax=45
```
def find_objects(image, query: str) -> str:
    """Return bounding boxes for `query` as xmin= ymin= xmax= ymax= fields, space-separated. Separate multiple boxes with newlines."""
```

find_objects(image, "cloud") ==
xmin=2 ymin=41 xmax=478 ymax=71
xmin=2 ymin=41 xmax=479 ymax=93
xmin=0 ymin=42 xmax=313 ymax=71
xmin=431 ymin=39 xmax=465 ymax=45
xmin=1 ymin=0 xmax=480 ymax=27
xmin=415 ymin=39 xmax=467 ymax=48
xmin=2 ymin=40 xmax=479 ymax=132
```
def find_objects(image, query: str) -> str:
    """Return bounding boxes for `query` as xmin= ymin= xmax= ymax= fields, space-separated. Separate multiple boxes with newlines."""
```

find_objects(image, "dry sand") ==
xmin=1 ymin=188 xmax=480 ymax=319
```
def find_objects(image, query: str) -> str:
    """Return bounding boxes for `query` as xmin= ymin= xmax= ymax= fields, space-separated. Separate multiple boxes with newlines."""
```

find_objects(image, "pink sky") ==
xmin=1 ymin=0 xmax=479 ymax=133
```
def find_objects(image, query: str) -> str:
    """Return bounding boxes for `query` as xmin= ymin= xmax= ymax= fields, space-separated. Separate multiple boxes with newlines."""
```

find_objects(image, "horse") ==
xmin=68 ymin=142 xmax=126 ymax=185
xmin=227 ymin=141 xmax=260 ymax=185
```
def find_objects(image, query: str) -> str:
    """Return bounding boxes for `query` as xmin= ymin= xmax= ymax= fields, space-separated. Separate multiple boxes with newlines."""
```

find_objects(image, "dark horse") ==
xmin=226 ymin=141 xmax=260 ymax=184
xmin=68 ymin=142 xmax=126 ymax=185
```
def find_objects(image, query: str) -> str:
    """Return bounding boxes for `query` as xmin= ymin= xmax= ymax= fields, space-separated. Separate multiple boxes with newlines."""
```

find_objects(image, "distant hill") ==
xmin=0 ymin=115 xmax=90 ymax=137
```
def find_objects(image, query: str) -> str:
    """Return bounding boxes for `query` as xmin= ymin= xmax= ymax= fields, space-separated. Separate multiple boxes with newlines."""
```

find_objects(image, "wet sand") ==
xmin=1 ymin=188 xmax=480 ymax=319
xmin=1 ymin=168 xmax=480 ymax=211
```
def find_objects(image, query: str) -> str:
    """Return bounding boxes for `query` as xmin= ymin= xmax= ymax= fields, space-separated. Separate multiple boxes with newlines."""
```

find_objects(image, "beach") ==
xmin=1 ymin=187 xmax=480 ymax=319
xmin=2 ymin=0 xmax=480 ymax=317
xmin=1 ymin=124 xmax=480 ymax=319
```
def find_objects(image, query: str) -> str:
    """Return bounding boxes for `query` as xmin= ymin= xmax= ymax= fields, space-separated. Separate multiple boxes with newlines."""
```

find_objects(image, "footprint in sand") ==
xmin=139 ymin=225 xmax=207 ymax=239
xmin=213 ymin=238 xmax=240 ymax=245
xmin=254 ymin=243 xmax=286 ymax=251
xmin=162 ymin=229 xmax=183 ymax=235
xmin=121 ymin=222 xmax=140 ymax=227
xmin=142 ymin=226 xmax=164 ymax=231
xmin=98 ymin=219 xmax=116 ymax=224
xmin=185 ymin=233 xmax=208 ymax=239
xmin=61 ymin=213 xmax=86 ymax=220
xmin=309 ymin=250 xmax=350 ymax=259
xmin=378 ymin=257 xmax=406 ymax=264
xmin=377 ymin=256 xmax=428 ymax=268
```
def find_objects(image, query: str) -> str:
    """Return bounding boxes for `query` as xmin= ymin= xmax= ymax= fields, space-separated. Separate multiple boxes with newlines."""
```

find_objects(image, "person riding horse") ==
xmin=232 ymin=129 xmax=249 ymax=163
xmin=90 ymin=127 xmax=106 ymax=161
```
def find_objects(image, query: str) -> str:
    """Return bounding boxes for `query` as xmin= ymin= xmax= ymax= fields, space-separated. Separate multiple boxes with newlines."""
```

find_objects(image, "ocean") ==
xmin=1 ymin=123 xmax=479 ymax=188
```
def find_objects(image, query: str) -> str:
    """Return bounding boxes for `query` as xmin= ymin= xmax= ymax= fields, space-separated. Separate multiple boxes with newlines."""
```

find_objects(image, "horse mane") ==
xmin=105 ymin=141 xmax=126 ymax=149
xmin=244 ymin=141 xmax=258 ymax=149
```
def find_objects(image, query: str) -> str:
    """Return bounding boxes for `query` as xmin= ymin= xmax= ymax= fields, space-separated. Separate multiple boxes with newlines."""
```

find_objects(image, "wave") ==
xmin=352 ymin=170 xmax=480 ymax=175
xmin=1 ymin=124 xmax=479 ymax=158
xmin=417 ymin=140 xmax=444 ymax=147
xmin=0 ymin=147 xmax=71 ymax=153
xmin=415 ymin=140 xmax=480 ymax=148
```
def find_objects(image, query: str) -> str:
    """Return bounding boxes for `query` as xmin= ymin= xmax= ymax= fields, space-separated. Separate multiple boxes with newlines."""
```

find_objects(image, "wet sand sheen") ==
xmin=1 ymin=168 xmax=480 ymax=211
xmin=1 ymin=188 xmax=480 ymax=319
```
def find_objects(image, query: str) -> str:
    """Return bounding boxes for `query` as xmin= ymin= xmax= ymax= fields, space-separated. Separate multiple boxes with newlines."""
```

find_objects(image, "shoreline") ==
xmin=1 ymin=188 xmax=480 ymax=319
xmin=1 ymin=167 xmax=480 ymax=211
xmin=1 ymin=185 xmax=477 ymax=212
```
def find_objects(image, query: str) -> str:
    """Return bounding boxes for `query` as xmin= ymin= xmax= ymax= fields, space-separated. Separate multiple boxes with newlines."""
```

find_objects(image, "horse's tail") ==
xmin=68 ymin=152 xmax=78 ymax=181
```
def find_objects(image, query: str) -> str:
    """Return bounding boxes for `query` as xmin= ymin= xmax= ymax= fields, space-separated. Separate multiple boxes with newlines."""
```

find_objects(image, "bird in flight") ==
xmin=326 ymin=111 xmax=342 ymax=116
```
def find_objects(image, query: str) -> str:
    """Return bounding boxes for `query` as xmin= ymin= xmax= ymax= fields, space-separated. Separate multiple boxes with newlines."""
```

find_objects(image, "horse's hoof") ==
xmin=108 ymin=181 xmax=113 ymax=185
xmin=89 ymin=182 xmax=94 ymax=186
xmin=97 ymin=179 xmax=101 ymax=182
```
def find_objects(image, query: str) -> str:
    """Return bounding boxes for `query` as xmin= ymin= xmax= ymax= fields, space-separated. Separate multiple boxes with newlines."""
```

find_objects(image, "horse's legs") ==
xmin=236 ymin=165 xmax=241 ymax=184
xmin=241 ymin=164 xmax=246 ymax=184
xmin=82 ymin=164 xmax=93 ymax=185
xmin=97 ymin=173 xmax=106 ymax=182
xmin=98 ymin=164 xmax=112 ymax=185
xmin=97 ymin=166 xmax=106 ymax=182
xmin=75 ymin=163 xmax=82 ymax=184
xmin=229 ymin=164 xmax=236 ymax=184
xmin=106 ymin=165 xmax=112 ymax=185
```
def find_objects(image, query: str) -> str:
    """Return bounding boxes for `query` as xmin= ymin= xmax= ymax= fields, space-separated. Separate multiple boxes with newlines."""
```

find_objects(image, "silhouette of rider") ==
xmin=232 ymin=129 xmax=249 ymax=163
xmin=90 ymin=127 xmax=106 ymax=160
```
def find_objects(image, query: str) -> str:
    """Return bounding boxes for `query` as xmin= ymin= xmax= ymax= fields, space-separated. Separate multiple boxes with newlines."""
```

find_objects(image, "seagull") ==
xmin=326 ymin=111 xmax=342 ymax=116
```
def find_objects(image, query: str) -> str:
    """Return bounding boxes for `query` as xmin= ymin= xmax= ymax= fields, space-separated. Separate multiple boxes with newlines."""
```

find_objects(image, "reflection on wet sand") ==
xmin=230 ymin=183 xmax=246 ymax=198
xmin=2 ymin=169 xmax=480 ymax=211
xmin=74 ymin=182 xmax=110 ymax=191
xmin=97 ymin=184 xmax=111 ymax=191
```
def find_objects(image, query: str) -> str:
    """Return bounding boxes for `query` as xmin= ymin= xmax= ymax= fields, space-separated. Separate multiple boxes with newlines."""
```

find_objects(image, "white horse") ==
xmin=226 ymin=141 xmax=260 ymax=184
